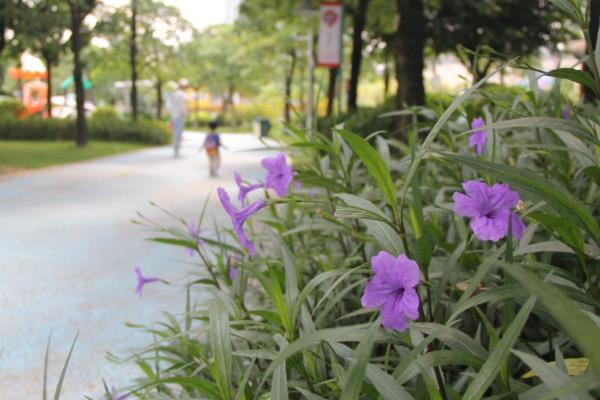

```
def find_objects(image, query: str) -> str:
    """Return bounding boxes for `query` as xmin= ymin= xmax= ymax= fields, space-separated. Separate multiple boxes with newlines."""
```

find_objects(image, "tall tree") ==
xmin=427 ymin=0 xmax=571 ymax=82
xmin=395 ymin=0 xmax=425 ymax=110
xmin=130 ymin=0 xmax=138 ymax=120
xmin=20 ymin=0 xmax=69 ymax=117
xmin=347 ymin=0 xmax=370 ymax=112
xmin=68 ymin=0 xmax=96 ymax=147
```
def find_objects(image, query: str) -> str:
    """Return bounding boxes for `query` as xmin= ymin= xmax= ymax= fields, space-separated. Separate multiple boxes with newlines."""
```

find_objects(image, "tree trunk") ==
xmin=155 ymin=78 xmax=163 ymax=119
xmin=70 ymin=3 xmax=87 ymax=147
xmin=46 ymin=60 xmax=53 ymax=117
xmin=347 ymin=0 xmax=370 ymax=112
xmin=228 ymin=84 xmax=237 ymax=128
xmin=383 ymin=47 xmax=390 ymax=99
xmin=584 ymin=0 xmax=600 ymax=102
xmin=284 ymin=48 xmax=297 ymax=124
xmin=326 ymin=67 xmax=338 ymax=118
xmin=130 ymin=0 xmax=138 ymax=120
xmin=395 ymin=0 xmax=425 ymax=110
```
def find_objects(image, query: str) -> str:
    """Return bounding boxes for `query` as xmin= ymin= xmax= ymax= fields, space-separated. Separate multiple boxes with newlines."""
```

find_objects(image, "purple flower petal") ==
xmin=380 ymin=292 xmax=410 ymax=331
xmin=361 ymin=276 xmax=396 ymax=308
xmin=134 ymin=267 xmax=160 ymax=297
xmin=511 ymin=213 xmax=525 ymax=240
xmin=261 ymin=153 xmax=294 ymax=196
xmin=234 ymin=172 xmax=263 ymax=204
xmin=217 ymin=187 xmax=267 ymax=255
xmin=468 ymin=117 xmax=487 ymax=157
xmin=362 ymin=251 xmax=420 ymax=332
xmin=453 ymin=181 xmax=526 ymax=242
xmin=111 ymin=386 xmax=129 ymax=400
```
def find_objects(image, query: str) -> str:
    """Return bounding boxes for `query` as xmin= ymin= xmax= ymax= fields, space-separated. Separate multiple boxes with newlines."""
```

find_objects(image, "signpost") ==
xmin=317 ymin=2 xmax=343 ymax=68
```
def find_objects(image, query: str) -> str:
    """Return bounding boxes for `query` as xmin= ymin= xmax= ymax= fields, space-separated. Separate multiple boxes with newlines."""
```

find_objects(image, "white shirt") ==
xmin=167 ymin=89 xmax=188 ymax=119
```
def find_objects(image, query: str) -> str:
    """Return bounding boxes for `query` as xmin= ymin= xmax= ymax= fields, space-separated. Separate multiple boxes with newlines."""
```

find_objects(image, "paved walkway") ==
xmin=0 ymin=132 xmax=275 ymax=399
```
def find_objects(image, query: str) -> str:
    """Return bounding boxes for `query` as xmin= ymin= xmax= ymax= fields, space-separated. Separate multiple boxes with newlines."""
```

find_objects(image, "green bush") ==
xmin=0 ymin=99 xmax=26 ymax=118
xmin=0 ymin=114 xmax=169 ymax=144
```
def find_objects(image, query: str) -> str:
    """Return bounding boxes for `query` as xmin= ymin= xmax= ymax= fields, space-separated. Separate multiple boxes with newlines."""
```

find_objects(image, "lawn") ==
xmin=0 ymin=140 xmax=149 ymax=171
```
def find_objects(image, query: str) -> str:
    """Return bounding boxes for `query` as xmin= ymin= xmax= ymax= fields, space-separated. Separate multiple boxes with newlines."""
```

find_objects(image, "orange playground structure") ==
xmin=8 ymin=67 xmax=49 ymax=117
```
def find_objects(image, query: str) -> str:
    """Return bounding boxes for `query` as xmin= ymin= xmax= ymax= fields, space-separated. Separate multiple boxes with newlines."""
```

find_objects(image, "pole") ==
xmin=306 ymin=28 xmax=314 ymax=135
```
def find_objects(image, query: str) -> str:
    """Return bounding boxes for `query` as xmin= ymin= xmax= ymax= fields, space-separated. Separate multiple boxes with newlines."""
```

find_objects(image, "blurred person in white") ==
xmin=167 ymin=79 xmax=189 ymax=158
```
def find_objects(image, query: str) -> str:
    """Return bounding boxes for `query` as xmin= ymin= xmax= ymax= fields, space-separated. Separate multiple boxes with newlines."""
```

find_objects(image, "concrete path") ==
xmin=0 ymin=132 xmax=275 ymax=399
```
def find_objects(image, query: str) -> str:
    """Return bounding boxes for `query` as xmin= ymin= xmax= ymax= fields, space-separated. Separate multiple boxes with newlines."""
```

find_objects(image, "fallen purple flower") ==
xmin=234 ymin=172 xmax=263 ymax=203
xmin=361 ymin=251 xmax=420 ymax=332
xmin=261 ymin=153 xmax=294 ymax=196
xmin=453 ymin=180 xmax=525 ymax=242
xmin=134 ymin=267 xmax=160 ymax=297
xmin=468 ymin=117 xmax=487 ymax=157
xmin=218 ymin=187 xmax=267 ymax=255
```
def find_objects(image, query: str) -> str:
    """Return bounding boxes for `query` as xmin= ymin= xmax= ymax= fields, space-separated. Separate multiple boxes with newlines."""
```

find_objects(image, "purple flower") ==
xmin=453 ymin=180 xmax=525 ymax=242
xmin=218 ymin=187 xmax=267 ymax=255
xmin=186 ymin=222 xmax=203 ymax=257
xmin=561 ymin=106 xmax=570 ymax=119
xmin=261 ymin=153 xmax=294 ymax=196
xmin=110 ymin=386 xmax=128 ymax=400
xmin=294 ymin=180 xmax=302 ymax=190
xmin=234 ymin=172 xmax=263 ymax=204
xmin=468 ymin=117 xmax=487 ymax=157
xmin=134 ymin=267 xmax=160 ymax=297
xmin=361 ymin=251 xmax=420 ymax=332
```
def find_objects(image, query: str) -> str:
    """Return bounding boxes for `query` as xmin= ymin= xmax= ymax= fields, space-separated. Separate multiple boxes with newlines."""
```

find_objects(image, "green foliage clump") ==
xmin=0 ymin=99 xmax=26 ymax=118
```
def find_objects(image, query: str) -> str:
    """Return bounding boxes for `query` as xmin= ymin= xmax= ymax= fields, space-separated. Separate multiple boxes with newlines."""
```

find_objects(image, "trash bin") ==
xmin=253 ymin=117 xmax=271 ymax=138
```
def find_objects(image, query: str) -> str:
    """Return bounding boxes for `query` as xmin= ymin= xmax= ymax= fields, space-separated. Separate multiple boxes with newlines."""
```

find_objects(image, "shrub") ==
xmin=0 ymin=114 xmax=169 ymax=144
xmin=0 ymin=99 xmax=26 ymax=118
xmin=114 ymin=7 xmax=600 ymax=399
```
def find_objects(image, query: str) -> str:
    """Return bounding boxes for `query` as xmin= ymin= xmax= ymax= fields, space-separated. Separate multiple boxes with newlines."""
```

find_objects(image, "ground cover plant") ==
xmin=114 ymin=2 xmax=600 ymax=399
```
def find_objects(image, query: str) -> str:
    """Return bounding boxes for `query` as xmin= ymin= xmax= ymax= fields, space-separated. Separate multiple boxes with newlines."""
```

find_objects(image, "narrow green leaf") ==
xmin=272 ymin=335 xmax=289 ymax=400
xmin=209 ymin=299 xmax=232 ymax=399
xmin=546 ymin=68 xmax=597 ymax=94
xmin=467 ymin=117 xmax=600 ymax=146
xmin=340 ymin=322 xmax=380 ymax=400
xmin=335 ymin=129 xmax=399 ymax=219
xmin=500 ymin=262 xmax=600 ymax=380
xmin=462 ymin=295 xmax=537 ymax=400
xmin=512 ymin=350 xmax=593 ymax=400
xmin=53 ymin=333 xmax=79 ymax=400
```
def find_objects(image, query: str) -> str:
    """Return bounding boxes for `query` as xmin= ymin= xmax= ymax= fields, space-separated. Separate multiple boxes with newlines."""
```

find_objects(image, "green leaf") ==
xmin=546 ymin=68 xmax=597 ymax=94
xmin=53 ymin=333 xmax=78 ymax=400
xmin=336 ymin=193 xmax=403 ymax=254
xmin=462 ymin=295 xmax=537 ymax=400
xmin=340 ymin=322 xmax=380 ymax=400
xmin=547 ymin=0 xmax=584 ymax=24
xmin=468 ymin=117 xmax=600 ymax=147
xmin=272 ymin=335 xmax=289 ymax=400
xmin=331 ymin=342 xmax=415 ymax=400
xmin=512 ymin=350 xmax=594 ymax=400
xmin=335 ymin=129 xmax=400 ymax=219
xmin=439 ymin=153 xmax=600 ymax=247
xmin=209 ymin=299 xmax=232 ymax=399
xmin=397 ymin=350 xmax=484 ymax=385
xmin=500 ymin=262 xmax=600 ymax=380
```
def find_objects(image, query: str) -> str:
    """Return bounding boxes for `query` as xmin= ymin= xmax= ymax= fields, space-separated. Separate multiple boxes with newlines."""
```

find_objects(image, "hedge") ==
xmin=0 ymin=115 xmax=170 ymax=144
